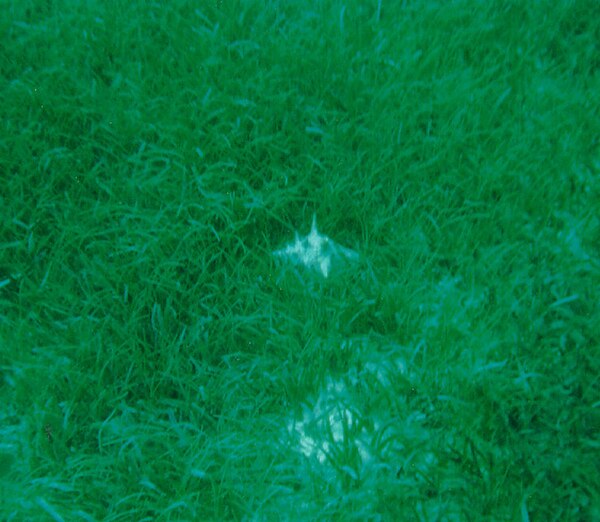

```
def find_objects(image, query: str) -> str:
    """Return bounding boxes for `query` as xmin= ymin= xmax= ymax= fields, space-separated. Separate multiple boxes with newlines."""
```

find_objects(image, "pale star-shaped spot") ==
xmin=287 ymin=375 xmax=373 ymax=467
xmin=273 ymin=214 xmax=357 ymax=278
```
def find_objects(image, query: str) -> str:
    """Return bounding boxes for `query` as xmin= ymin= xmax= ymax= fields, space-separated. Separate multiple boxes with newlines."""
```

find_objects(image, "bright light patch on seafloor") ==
xmin=273 ymin=214 xmax=358 ymax=277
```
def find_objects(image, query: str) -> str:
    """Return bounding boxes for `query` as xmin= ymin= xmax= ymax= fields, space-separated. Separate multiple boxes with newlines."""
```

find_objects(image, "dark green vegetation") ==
xmin=1 ymin=0 xmax=599 ymax=520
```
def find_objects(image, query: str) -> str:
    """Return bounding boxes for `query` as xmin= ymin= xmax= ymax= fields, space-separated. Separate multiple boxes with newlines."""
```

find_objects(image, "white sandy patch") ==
xmin=287 ymin=375 xmax=372 ymax=465
xmin=273 ymin=214 xmax=358 ymax=278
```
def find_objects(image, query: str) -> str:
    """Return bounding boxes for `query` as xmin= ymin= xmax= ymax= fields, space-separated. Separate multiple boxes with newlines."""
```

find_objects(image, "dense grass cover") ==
xmin=1 ymin=0 xmax=599 ymax=520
